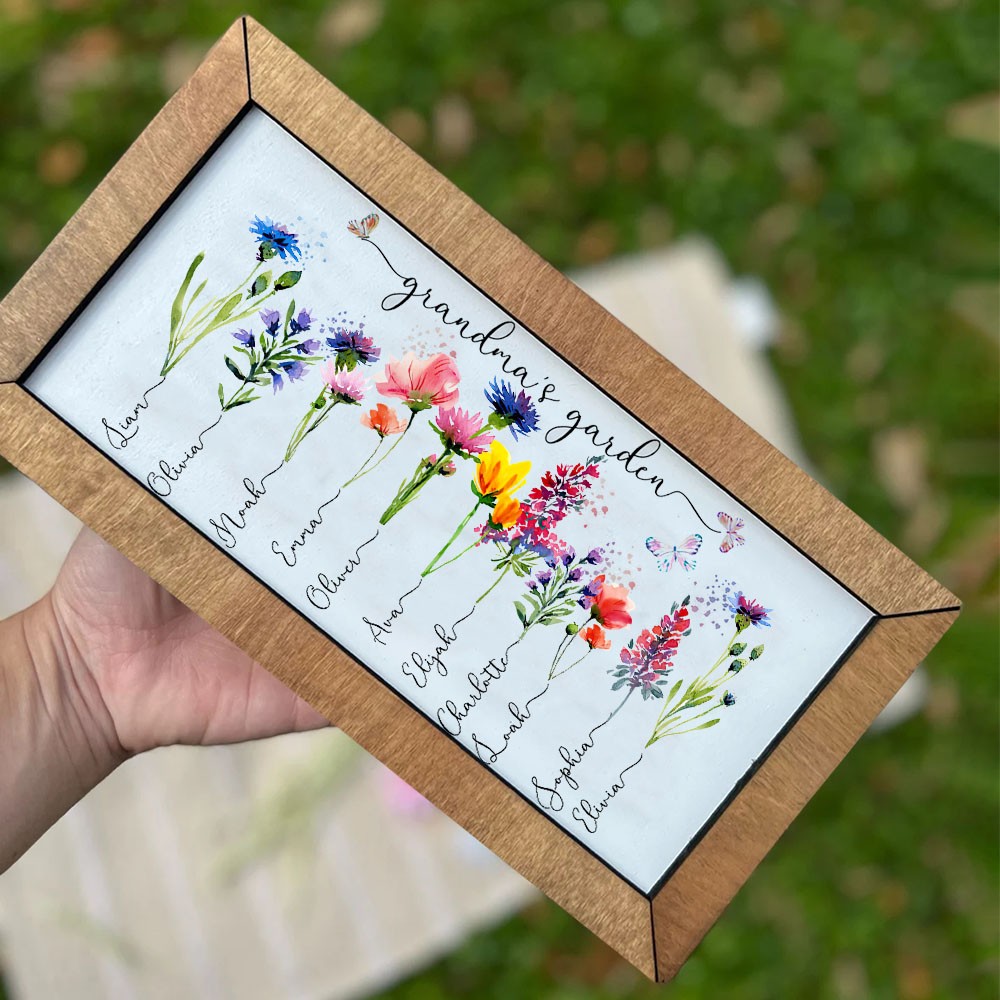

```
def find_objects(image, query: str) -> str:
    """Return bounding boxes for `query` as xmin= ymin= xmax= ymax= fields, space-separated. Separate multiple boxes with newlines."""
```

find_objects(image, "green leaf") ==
xmin=275 ymin=270 xmax=302 ymax=290
xmin=693 ymin=718 xmax=721 ymax=730
xmin=667 ymin=679 xmax=683 ymax=703
xmin=217 ymin=382 xmax=225 ymax=407
xmin=215 ymin=292 xmax=243 ymax=323
xmin=284 ymin=298 xmax=296 ymax=334
xmin=249 ymin=272 xmax=271 ymax=297
xmin=170 ymin=252 xmax=204 ymax=334
xmin=225 ymin=356 xmax=246 ymax=381
xmin=513 ymin=601 xmax=527 ymax=626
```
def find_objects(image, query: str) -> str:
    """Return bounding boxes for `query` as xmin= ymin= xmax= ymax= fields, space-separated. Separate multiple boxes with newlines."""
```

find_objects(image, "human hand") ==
xmin=48 ymin=526 xmax=329 ymax=756
xmin=0 ymin=526 xmax=327 ymax=871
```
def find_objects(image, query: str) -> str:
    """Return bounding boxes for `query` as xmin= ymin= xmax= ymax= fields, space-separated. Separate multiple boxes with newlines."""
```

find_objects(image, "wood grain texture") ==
xmin=650 ymin=608 xmax=958 ymax=981
xmin=0 ymin=17 xmax=962 ymax=983
xmin=0 ymin=381 xmax=655 ymax=978
xmin=0 ymin=21 xmax=248 ymax=382
xmin=246 ymin=16 xmax=957 ymax=619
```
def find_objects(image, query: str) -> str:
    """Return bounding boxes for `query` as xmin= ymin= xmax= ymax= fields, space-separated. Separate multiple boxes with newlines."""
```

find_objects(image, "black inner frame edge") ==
xmin=8 ymin=46 xmax=935 ymax=901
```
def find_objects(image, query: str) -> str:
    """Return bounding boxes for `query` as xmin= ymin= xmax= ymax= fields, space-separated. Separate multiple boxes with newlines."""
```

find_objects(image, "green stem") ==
xmin=648 ymin=702 xmax=721 ymax=743
xmin=547 ymin=630 xmax=577 ymax=678
xmin=549 ymin=644 xmax=590 ymax=680
xmin=476 ymin=559 xmax=512 ymax=603
xmin=379 ymin=450 xmax=453 ymax=525
xmin=162 ymin=283 xmax=280 ymax=376
xmin=427 ymin=538 xmax=480 ymax=574
xmin=285 ymin=391 xmax=332 ymax=463
xmin=422 ymin=499 xmax=486 ymax=576
xmin=343 ymin=413 xmax=416 ymax=488
xmin=221 ymin=378 xmax=252 ymax=412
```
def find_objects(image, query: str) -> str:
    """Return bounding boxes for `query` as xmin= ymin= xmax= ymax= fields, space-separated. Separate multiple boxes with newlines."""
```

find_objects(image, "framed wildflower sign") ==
xmin=0 ymin=19 xmax=959 ymax=981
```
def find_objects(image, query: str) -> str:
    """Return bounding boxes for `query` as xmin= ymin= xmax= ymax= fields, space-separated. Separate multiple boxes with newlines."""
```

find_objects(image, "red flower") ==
xmin=588 ymin=575 xmax=634 ymax=630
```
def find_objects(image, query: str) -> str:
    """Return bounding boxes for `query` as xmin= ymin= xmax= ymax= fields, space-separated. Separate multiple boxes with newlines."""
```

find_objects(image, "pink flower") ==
xmin=321 ymin=361 xmax=368 ymax=403
xmin=434 ymin=407 xmax=493 ymax=455
xmin=376 ymin=352 xmax=460 ymax=412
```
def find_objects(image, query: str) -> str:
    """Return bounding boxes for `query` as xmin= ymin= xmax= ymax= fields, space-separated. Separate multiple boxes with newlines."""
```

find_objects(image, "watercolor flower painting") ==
xmin=642 ymin=590 xmax=772 ymax=747
xmin=340 ymin=351 xmax=461 ymax=489
xmin=476 ymin=458 xmax=602 ymax=601
xmin=546 ymin=574 xmax=635 ymax=680
xmin=484 ymin=378 xmax=540 ymax=440
xmin=284 ymin=360 xmax=370 ymax=462
xmin=421 ymin=440 xmax=530 ymax=576
xmin=218 ymin=302 xmax=320 ymax=411
xmin=162 ymin=215 xmax=303 ymax=377
xmin=379 ymin=406 xmax=495 ymax=524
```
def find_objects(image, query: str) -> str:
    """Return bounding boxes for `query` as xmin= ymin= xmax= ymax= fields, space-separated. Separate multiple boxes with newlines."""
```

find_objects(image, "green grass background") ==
xmin=0 ymin=1 xmax=996 ymax=998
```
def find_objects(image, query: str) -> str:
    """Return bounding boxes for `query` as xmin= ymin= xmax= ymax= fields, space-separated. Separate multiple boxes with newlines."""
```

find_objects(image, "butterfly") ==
xmin=646 ymin=534 xmax=702 ymax=572
xmin=347 ymin=213 xmax=380 ymax=239
xmin=717 ymin=511 xmax=746 ymax=554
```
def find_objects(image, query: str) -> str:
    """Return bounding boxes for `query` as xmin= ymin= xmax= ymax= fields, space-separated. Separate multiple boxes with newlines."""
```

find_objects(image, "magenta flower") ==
xmin=434 ymin=407 xmax=493 ymax=455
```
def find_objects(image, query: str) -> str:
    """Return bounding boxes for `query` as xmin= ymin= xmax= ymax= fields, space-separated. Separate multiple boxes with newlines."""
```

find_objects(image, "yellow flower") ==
xmin=475 ymin=440 xmax=530 ymax=499
xmin=491 ymin=493 xmax=521 ymax=528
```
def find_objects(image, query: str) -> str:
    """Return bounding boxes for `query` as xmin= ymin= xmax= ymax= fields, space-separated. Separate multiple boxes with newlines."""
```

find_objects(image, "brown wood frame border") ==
xmin=0 ymin=18 xmax=959 ymax=981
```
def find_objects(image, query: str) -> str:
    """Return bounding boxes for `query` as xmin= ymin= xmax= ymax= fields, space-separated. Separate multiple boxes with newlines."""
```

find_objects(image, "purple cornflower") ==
xmin=484 ymin=378 xmax=539 ymax=440
xmin=585 ymin=547 xmax=604 ymax=564
xmin=270 ymin=370 xmax=284 ymax=394
xmin=326 ymin=326 xmax=381 ymax=370
xmin=296 ymin=338 xmax=321 ymax=355
xmin=726 ymin=592 xmax=772 ymax=631
xmin=232 ymin=329 xmax=254 ymax=348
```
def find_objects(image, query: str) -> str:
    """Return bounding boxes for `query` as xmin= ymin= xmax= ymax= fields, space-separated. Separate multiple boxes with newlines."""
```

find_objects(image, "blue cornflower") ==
xmin=296 ymin=338 xmax=321 ymax=355
xmin=260 ymin=309 xmax=281 ymax=336
xmin=722 ymin=691 xmax=737 ymax=707
xmin=270 ymin=370 xmax=284 ymax=394
xmin=249 ymin=216 xmax=302 ymax=262
xmin=484 ymin=378 xmax=539 ymax=440
xmin=325 ymin=327 xmax=381 ymax=370
xmin=232 ymin=329 xmax=254 ymax=349
xmin=281 ymin=360 xmax=306 ymax=383
xmin=290 ymin=308 xmax=313 ymax=334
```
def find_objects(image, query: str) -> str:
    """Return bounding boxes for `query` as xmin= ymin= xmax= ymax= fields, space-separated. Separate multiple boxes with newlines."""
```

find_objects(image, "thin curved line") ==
xmin=659 ymin=490 xmax=720 ymax=533
xmin=362 ymin=237 xmax=409 ymax=282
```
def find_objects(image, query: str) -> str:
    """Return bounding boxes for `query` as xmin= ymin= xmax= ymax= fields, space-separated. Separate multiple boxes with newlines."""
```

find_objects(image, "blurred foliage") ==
xmin=0 ymin=0 xmax=997 ymax=998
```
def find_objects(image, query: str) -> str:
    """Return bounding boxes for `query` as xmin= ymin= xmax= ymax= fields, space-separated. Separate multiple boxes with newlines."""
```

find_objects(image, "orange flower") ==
xmin=589 ymin=575 xmax=635 ymax=631
xmin=361 ymin=402 xmax=406 ymax=438
xmin=579 ymin=622 xmax=611 ymax=650
xmin=475 ymin=440 xmax=530 ymax=499
xmin=490 ymin=493 xmax=521 ymax=529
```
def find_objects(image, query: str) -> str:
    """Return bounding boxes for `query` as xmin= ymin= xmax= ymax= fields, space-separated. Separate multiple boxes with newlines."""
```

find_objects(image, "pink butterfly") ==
xmin=646 ymin=534 xmax=702 ymax=572
xmin=717 ymin=511 xmax=746 ymax=553
xmin=347 ymin=212 xmax=380 ymax=239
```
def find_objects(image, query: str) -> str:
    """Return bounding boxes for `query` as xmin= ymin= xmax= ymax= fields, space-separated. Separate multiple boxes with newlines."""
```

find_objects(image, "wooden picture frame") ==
xmin=0 ymin=18 xmax=959 ymax=981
